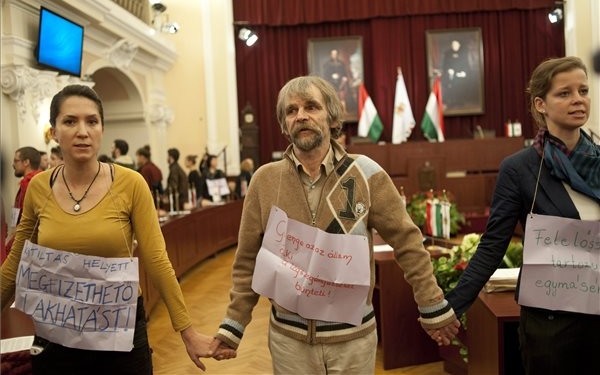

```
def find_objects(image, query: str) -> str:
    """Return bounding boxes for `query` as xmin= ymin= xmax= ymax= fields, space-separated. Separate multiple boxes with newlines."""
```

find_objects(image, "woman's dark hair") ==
xmin=186 ymin=155 xmax=198 ymax=165
xmin=49 ymin=85 xmax=104 ymax=127
xmin=206 ymin=154 xmax=218 ymax=169
xmin=136 ymin=145 xmax=151 ymax=159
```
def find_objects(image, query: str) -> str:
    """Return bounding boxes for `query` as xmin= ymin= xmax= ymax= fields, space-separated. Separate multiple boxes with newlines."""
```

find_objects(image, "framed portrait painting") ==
xmin=308 ymin=36 xmax=363 ymax=122
xmin=426 ymin=28 xmax=484 ymax=116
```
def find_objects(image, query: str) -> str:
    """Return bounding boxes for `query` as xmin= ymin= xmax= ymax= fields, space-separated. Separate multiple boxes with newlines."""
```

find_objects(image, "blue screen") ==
xmin=36 ymin=8 xmax=84 ymax=77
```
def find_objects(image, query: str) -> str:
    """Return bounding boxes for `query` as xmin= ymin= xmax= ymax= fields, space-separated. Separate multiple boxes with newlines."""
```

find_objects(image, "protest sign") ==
xmin=15 ymin=240 xmax=139 ymax=351
xmin=518 ymin=214 xmax=599 ymax=315
xmin=252 ymin=206 xmax=370 ymax=325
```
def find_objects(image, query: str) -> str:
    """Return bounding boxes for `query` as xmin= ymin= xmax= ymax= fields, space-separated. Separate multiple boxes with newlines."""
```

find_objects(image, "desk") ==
xmin=142 ymin=200 xmax=243 ymax=315
xmin=467 ymin=291 xmax=523 ymax=375
xmin=373 ymin=251 xmax=440 ymax=369
xmin=1 ymin=308 xmax=34 ymax=339
xmin=1 ymin=308 xmax=34 ymax=375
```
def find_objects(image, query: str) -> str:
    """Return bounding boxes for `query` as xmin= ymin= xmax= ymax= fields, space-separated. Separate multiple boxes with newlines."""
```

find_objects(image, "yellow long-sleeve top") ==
xmin=1 ymin=164 xmax=191 ymax=332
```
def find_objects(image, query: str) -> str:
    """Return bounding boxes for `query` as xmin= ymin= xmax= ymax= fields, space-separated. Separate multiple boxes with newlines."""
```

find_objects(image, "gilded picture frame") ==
xmin=426 ymin=28 xmax=485 ymax=116
xmin=308 ymin=36 xmax=363 ymax=122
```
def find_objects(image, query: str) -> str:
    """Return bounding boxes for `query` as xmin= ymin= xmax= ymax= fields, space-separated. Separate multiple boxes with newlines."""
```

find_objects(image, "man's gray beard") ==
xmin=292 ymin=133 xmax=323 ymax=151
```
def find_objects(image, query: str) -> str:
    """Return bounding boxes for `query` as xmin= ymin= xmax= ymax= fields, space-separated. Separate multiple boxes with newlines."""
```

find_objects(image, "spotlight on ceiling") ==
xmin=150 ymin=1 xmax=180 ymax=34
xmin=151 ymin=2 xmax=167 ymax=14
xmin=238 ymin=27 xmax=258 ymax=47
xmin=548 ymin=7 xmax=563 ymax=24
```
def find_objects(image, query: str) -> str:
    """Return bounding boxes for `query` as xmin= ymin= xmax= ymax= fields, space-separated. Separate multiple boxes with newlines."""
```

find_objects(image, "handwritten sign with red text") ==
xmin=252 ymin=206 xmax=370 ymax=325
xmin=518 ymin=214 xmax=600 ymax=315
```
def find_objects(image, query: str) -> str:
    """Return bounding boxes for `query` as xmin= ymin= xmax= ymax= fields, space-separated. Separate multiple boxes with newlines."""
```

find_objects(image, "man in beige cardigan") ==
xmin=211 ymin=76 xmax=459 ymax=374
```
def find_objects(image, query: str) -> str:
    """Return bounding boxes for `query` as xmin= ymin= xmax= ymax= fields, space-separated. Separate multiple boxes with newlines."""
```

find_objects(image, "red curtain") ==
xmin=233 ymin=1 xmax=564 ymax=164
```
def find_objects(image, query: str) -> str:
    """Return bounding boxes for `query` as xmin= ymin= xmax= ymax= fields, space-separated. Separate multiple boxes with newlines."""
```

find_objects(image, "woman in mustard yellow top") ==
xmin=0 ymin=85 xmax=222 ymax=374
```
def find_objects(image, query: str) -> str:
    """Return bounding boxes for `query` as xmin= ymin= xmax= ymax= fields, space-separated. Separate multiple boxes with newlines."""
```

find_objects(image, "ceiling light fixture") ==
xmin=548 ymin=7 xmax=563 ymax=24
xmin=238 ymin=27 xmax=258 ymax=47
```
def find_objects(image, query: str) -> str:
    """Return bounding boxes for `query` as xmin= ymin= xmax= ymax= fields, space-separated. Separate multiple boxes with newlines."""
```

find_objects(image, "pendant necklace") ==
xmin=62 ymin=162 xmax=102 ymax=212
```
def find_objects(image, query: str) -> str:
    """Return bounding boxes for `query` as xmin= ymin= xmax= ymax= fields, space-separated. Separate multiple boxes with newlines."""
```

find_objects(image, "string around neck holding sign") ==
xmin=61 ymin=162 xmax=102 ymax=212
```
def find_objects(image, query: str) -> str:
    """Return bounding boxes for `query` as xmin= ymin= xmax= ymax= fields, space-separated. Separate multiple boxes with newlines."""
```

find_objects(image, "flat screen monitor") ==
xmin=36 ymin=7 xmax=84 ymax=77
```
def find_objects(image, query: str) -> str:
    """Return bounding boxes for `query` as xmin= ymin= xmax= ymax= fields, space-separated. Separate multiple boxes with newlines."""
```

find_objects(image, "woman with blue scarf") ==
xmin=445 ymin=56 xmax=599 ymax=374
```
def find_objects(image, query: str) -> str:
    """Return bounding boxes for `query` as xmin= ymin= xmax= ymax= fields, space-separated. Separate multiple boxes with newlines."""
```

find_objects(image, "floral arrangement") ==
xmin=405 ymin=190 xmax=466 ymax=236
xmin=432 ymin=233 xmax=524 ymax=362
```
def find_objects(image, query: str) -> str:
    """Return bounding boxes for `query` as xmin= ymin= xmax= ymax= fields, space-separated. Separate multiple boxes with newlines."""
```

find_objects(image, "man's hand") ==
xmin=425 ymin=318 xmax=461 ymax=346
xmin=209 ymin=338 xmax=237 ymax=361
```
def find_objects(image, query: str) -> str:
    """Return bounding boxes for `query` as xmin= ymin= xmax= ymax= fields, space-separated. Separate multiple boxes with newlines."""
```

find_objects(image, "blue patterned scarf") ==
xmin=533 ymin=128 xmax=600 ymax=202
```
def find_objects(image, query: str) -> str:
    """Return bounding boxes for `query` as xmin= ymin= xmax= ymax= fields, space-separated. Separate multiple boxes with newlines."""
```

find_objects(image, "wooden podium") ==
xmin=373 ymin=250 xmax=441 ymax=369
xmin=467 ymin=292 xmax=524 ymax=375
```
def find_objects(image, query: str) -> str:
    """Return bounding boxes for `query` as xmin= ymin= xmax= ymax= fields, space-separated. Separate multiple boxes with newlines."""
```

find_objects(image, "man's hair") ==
xmin=16 ymin=146 xmax=41 ymax=170
xmin=114 ymin=139 xmax=129 ymax=155
xmin=276 ymin=75 xmax=344 ymax=139
xmin=50 ymin=146 xmax=62 ymax=158
xmin=168 ymin=148 xmax=180 ymax=162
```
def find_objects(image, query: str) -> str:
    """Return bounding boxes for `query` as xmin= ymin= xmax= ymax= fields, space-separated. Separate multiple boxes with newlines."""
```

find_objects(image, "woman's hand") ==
xmin=180 ymin=326 xmax=214 ymax=371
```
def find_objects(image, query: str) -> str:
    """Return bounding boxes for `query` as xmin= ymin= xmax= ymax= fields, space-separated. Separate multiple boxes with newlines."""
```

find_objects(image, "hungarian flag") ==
xmin=425 ymin=198 xmax=443 ymax=237
xmin=426 ymin=196 xmax=451 ymax=239
xmin=420 ymin=76 xmax=445 ymax=142
xmin=358 ymin=84 xmax=384 ymax=142
xmin=392 ymin=68 xmax=415 ymax=144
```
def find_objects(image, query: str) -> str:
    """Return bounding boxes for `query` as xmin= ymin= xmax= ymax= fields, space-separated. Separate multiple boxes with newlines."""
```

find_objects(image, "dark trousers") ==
xmin=31 ymin=297 xmax=152 ymax=375
xmin=519 ymin=306 xmax=600 ymax=375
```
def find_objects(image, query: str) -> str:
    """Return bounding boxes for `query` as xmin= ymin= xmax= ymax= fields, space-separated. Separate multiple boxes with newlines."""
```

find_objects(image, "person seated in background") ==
xmin=235 ymin=158 xmax=254 ymax=199
xmin=166 ymin=148 xmax=189 ymax=211
xmin=111 ymin=138 xmax=136 ymax=169
xmin=184 ymin=155 xmax=203 ymax=208
xmin=49 ymin=146 xmax=63 ymax=168
xmin=200 ymin=154 xmax=228 ymax=206
xmin=136 ymin=145 xmax=163 ymax=205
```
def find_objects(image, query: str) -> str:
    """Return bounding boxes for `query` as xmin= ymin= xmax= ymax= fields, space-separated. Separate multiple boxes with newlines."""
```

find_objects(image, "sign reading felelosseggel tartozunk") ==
xmin=518 ymin=214 xmax=600 ymax=315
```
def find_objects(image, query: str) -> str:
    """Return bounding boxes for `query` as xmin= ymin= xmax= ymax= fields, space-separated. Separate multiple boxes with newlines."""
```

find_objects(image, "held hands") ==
xmin=180 ymin=326 xmax=214 ymax=370
xmin=425 ymin=318 xmax=461 ymax=346
xmin=179 ymin=328 xmax=238 ymax=371
xmin=208 ymin=338 xmax=237 ymax=361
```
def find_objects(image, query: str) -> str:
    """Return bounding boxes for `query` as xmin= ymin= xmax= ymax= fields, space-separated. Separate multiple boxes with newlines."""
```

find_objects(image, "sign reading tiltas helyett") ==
xmin=15 ymin=240 xmax=140 ymax=351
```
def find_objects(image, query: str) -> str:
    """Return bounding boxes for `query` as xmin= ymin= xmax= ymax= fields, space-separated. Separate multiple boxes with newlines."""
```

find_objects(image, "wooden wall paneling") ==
xmin=348 ymin=138 xmax=524 ymax=214
xmin=443 ymin=174 xmax=486 ymax=213
xmin=348 ymin=143 xmax=390 ymax=171
xmin=407 ymin=156 xmax=446 ymax=194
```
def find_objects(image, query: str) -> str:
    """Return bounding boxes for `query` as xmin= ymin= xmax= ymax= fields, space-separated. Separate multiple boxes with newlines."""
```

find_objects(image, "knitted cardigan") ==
xmin=216 ymin=141 xmax=455 ymax=349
